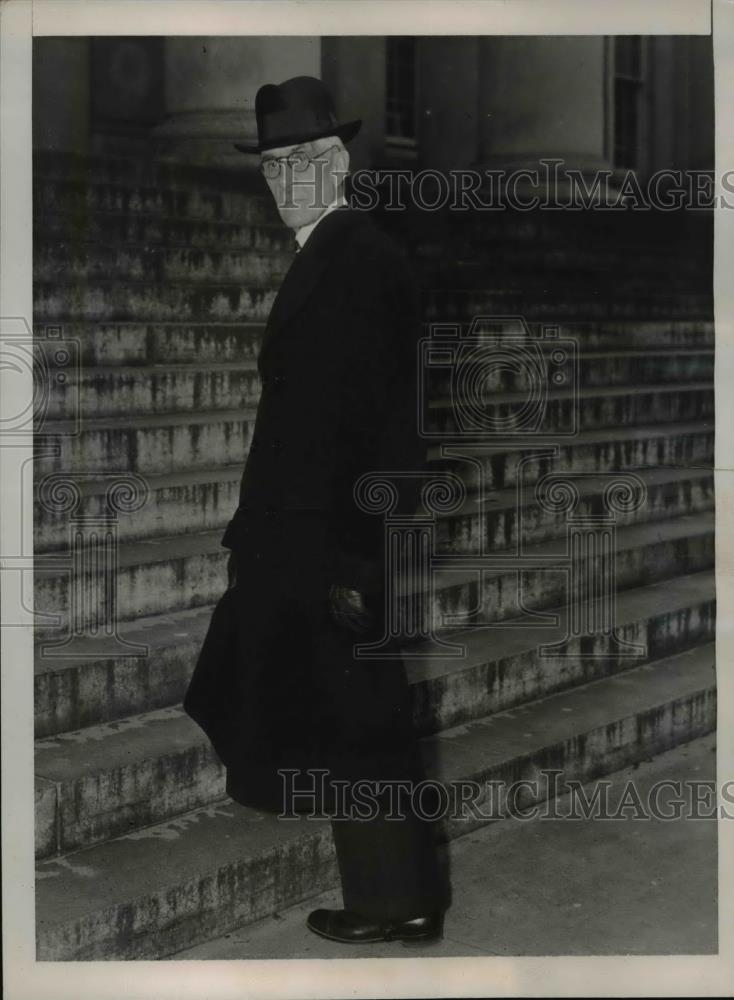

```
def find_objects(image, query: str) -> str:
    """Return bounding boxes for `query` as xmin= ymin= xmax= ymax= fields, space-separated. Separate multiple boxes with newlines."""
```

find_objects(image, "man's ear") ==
xmin=336 ymin=145 xmax=350 ymax=179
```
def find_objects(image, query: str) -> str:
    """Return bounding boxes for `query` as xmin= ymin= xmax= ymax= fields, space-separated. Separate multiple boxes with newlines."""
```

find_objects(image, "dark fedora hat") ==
xmin=234 ymin=75 xmax=361 ymax=154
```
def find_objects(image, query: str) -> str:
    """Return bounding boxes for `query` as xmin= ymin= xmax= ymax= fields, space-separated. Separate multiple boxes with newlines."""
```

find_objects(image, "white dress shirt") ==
xmin=294 ymin=195 xmax=347 ymax=251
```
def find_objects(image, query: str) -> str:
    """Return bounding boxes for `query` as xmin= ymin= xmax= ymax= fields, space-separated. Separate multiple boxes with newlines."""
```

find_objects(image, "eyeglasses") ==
xmin=259 ymin=144 xmax=340 ymax=180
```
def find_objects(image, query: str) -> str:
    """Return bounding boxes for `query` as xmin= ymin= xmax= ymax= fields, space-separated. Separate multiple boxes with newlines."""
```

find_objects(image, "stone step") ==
xmin=32 ymin=506 xmax=714 ymax=639
xmin=424 ymin=349 xmax=713 ymax=399
xmin=34 ymin=565 xmax=716 ymax=859
xmin=33 ymin=457 xmax=713 ymax=578
xmin=35 ymin=206 xmax=705 ymax=277
xmin=33 ymin=552 xmax=714 ymax=739
xmin=555 ymin=319 xmax=713 ymax=350
xmin=35 ymin=704 xmax=224 ymax=858
xmin=33 ymin=154 xmax=707 ymax=235
xmin=33 ymin=421 xmax=714 ymax=552
xmin=422 ymin=288 xmax=713 ymax=323
xmin=44 ymin=361 xmax=261 ymax=420
xmin=34 ymin=279 xmax=279 ymax=324
xmin=34 ymin=408 xmax=257 ymax=474
xmin=425 ymin=511 xmax=713 ymax=633
xmin=433 ymin=466 xmax=713 ymax=555
xmin=33 ymin=226 xmax=704 ymax=294
xmin=34 ymin=383 xmax=712 ymax=476
xmin=34 ymin=178 xmax=278 ymax=227
xmin=33 ymin=152 xmax=710 ymax=225
xmin=392 ymin=204 xmax=713 ymax=250
xmin=576 ymin=350 xmax=712 ymax=386
xmin=416 ymin=240 xmax=710 ymax=279
xmin=33 ymin=150 xmax=268 ymax=194
xmin=35 ymin=465 xmax=241 ymax=552
xmin=426 ymin=419 xmax=713 ymax=492
xmin=41 ymin=350 xmax=713 ymax=421
xmin=33 ymin=319 xmax=714 ymax=368
xmin=33 ymin=154 xmax=710 ymax=244
xmin=34 ymin=249 xmax=705 ymax=316
xmin=428 ymin=381 xmax=713 ymax=438
xmin=420 ymin=261 xmax=709 ymax=296
xmin=35 ymin=242 xmax=291 ymax=286
xmin=35 ymin=602 xmax=217 ymax=738
xmin=34 ymin=276 xmax=713 ymax=325
xmin=35 ymin=210 xmax=294 ymax=254
xmin=33 ymin=321 xmax=265 ymax=367
xmin=35 ymin=641 xmax=716 ymax=959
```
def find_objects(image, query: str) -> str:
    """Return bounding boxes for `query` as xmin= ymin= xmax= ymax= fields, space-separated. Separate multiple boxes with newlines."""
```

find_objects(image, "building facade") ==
xmin=34 ymin=35 xmax=714 ymax=175
xmin=32 ymin=34 xmax=717 ymax=960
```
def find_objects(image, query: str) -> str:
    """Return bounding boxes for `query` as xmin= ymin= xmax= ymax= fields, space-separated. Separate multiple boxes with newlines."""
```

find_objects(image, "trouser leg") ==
xmin=312 ymin=613 xmax=450 ymax=921
xmin=295 ymin=572 xmax=451 ymax=921
xmin=330 ymin=800 xmax=449 ymax=922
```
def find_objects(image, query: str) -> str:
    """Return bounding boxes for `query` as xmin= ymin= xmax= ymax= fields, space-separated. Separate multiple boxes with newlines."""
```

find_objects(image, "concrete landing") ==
xmin=173 ymin=732 xmax=717 ymax=959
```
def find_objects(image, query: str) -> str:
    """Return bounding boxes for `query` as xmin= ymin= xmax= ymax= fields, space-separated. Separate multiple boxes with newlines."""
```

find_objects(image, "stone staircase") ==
xmin=33 ymin=151 xmax=715 ymax=960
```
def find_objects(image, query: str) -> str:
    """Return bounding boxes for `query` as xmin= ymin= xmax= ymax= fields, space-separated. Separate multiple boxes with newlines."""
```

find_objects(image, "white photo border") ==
xmin=2 ymin=1 xmax=731 ymax=997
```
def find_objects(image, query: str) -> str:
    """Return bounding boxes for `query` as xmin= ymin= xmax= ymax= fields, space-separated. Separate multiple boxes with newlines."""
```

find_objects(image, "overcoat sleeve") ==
xmin=327 ymin=230 xmax=426 ymax=596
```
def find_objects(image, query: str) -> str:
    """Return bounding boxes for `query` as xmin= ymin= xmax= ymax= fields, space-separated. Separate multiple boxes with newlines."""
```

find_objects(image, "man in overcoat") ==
xmin=184 ymin=76 xmax=449 ymax=945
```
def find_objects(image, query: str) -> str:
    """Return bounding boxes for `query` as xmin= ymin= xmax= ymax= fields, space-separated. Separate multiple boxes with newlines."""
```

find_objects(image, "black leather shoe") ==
xmin=306 ymin=908 xmax=444 ymax=944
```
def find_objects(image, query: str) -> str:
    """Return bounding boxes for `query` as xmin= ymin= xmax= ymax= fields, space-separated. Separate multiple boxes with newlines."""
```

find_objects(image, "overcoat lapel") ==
xmin=259 ymin=206 xmax=363 ymax=361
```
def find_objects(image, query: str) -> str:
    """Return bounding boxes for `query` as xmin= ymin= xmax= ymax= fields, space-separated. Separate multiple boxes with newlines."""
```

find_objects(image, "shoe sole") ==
xmin=398 ymin=934 xmax=444 ymax=947
xmin=306 ymin=921 xmax=443 ymax=946
xmin=306 ymin=921 xmax=386 ymax=944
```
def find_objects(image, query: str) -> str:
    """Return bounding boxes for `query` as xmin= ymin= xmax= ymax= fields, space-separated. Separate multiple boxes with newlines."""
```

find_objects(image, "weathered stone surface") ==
xmin=35 ymin=778 xmax=58 ymax=859
xmin=34 ymin=575 xmax=715 ymax=859
xmin=33 ymin=570 xmax=715 ymax=738
xmin=428 ymin=421 xmax=714 ymax=491
xmin=35 ymin=244 xmax=290 ymax=286
xmin=34 ymin=178 xmax=276 ymax=225
xmin=34 ymin=409 xmax=256 ymax=474
xmin=32 ymin=154 xmax=716 ymax=962
xmin=429 ymin=382 xmax=713 ymax=436
xmin=35 ymin=644 xmax=715 ymax=959
xmin=35 ymin=465 xmax=242 ymax=551
xmin=33 ymin=451 xmax=713 ymax=552
xmin=32 ymin=509 xmax=713 ymax=635
xmin=32 ymin=322 xmax=265 ymax=367
xmin=34 ymin=280 xmax=279 ymax=323
xmin=37 ymin=213 xmax=292 ymax=254
xmin=44 ymin=362 xmax=262 ymax=420
xmin=423 ymin=287 xmax=713 ymax=322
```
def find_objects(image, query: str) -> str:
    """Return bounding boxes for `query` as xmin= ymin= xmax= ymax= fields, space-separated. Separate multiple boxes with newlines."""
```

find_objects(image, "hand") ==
xmin=226 ymin=550 xmax=238 ymax=589
xmin=328 ymin=583 xmax=374 ymax=634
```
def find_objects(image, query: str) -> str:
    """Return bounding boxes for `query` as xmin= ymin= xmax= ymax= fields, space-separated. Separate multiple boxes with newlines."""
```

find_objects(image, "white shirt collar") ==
xmin=294 ymin=195 xmax=347 ymax=250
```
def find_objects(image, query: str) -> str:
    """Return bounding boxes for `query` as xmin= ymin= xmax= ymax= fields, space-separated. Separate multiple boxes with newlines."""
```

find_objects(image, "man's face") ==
xmin=261 ymin=138 xmax=348 ymax=231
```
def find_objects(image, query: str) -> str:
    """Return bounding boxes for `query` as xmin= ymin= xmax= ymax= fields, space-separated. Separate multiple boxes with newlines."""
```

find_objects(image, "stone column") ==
xmin=33 ymin=38 xmax=91 ymax=154
xmin=151 ymin=37 xmax=321 ymax=166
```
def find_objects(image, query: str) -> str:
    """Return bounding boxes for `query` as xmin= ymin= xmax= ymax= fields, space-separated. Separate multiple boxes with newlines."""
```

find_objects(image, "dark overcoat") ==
xmin=183 ymin=206 xmax=428 ymax=814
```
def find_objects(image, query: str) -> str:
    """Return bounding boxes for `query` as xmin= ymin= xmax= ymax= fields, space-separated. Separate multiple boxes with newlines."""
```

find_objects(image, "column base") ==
xmin=149 ymin=108 xmax=259 ymax=167
xmin=471 ymin=154 xmax=627 ymax=208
